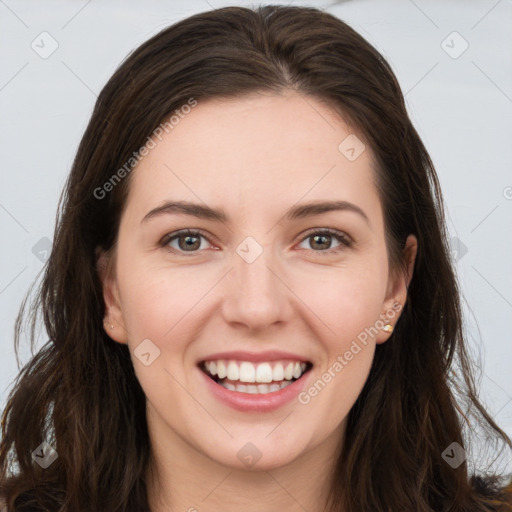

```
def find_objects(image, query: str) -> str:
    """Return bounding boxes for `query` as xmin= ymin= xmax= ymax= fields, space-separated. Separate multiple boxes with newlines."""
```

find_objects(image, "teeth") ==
xmin=217 ymin=361 xmax=227 ymax=379
xmin=227 ymin=361 xmax=239 ymax=380
xmin=256 ymin=363 xmax=273 ymax=383
xmin=272 ymin=363 xmax=284 ymax=381
xmin=239 ymin=361 xmax=256 ymax=382
xmin=284 ymin=362 xmax=294 ymax=380
xmin=204 ymin=359 xmax=309 ymax=384
xmin=292 ymin=362 xmax=302 ymax=379
xmin=219 ymin=380 xmax=293 ymax=394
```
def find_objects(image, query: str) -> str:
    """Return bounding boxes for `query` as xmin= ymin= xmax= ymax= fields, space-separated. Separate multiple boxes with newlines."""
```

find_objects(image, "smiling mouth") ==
xmin=199 ymin=359 xmax=313 ymax=394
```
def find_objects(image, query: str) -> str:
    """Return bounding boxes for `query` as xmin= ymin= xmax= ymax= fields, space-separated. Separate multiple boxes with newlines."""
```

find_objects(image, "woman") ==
xmin=1 ymin=4 xmax=511 ymax=511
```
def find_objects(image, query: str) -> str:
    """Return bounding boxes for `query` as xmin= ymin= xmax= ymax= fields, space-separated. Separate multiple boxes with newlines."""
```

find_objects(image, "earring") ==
xmin=110 ymin=323 xmax=114 ymax=330
xmin=382 ymin=324 xmax=393 ymax=333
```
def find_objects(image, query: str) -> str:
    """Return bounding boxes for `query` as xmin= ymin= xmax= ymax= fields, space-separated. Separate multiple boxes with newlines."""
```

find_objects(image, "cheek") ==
xmin=114 ymin=262 xmax=204 ymax=399
xmin=291 ymin=258 xmax=389 ymax=346
xmin=294 ymin=265 xmax=385 ymax=431
xmin=116 ymin=256 xmax=205 ymax=336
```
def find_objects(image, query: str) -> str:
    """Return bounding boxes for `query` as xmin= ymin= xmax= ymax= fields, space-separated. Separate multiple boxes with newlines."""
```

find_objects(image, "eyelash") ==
xmin=159 ymin=228 xmax=352 ymax=256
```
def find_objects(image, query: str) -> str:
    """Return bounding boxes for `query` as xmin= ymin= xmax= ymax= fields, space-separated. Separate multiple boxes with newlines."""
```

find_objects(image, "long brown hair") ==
xmin=1 ymin=5 xmax=511 ymax=511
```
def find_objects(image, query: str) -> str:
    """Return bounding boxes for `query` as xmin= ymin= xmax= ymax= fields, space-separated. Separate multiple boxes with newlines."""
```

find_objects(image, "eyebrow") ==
xmin=141 ymin=199 xmax=370 ymax=226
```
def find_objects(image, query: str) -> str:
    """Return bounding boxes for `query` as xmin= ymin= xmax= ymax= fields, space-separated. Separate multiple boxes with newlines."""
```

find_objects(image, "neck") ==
xmin=146 ymin=423 xmax=344 ymax=512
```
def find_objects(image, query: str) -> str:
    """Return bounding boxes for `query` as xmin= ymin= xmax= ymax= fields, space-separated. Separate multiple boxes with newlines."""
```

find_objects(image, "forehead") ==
xmin=124 ymin=91 xmax=381 ymax=226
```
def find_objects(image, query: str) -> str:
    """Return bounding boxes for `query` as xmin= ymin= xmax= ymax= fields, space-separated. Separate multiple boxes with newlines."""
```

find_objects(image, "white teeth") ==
xmin=292 ymin=362 xmax=302 ymax=379
xmin=204 ymin=359 xmax=310 ymax=384
xmin=255 ymin=362 xmax=273 ymax=383
xmin=272 ymin=363 xmax=284 ymax=381
xmin=239 ymin=361 xmax=256 ymax=383
xmin=219 ymin=379 xmax=294 ymax=394
xmin=217 ymin=361 xmax=227 ymax=379
xmin=227 ymin=361 xmax=239 ymax=380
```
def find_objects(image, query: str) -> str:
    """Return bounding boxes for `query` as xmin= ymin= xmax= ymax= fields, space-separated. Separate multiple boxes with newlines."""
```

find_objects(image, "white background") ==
xmin=1 ymin=0 xmax=511 ymax=474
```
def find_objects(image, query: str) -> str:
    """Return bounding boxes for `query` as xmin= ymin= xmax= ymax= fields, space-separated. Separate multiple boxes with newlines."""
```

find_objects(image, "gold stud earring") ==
xmin=382 ymin=324 xmax=393 ymax=333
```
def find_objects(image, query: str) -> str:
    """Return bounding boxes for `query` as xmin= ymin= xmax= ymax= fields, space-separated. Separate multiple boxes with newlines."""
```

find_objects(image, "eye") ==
xmin=159 ymin=227 xmax=352 ymax=256
xmin=297 ymin=228 xmax=352 ymax=255
xmin=160 ymin=229 xmax=214 ymax=254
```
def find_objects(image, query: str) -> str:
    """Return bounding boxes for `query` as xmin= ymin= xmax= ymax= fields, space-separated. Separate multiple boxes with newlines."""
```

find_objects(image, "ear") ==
xmin=376 ymin=234 xmax=417 ymax=344
xmin=96 ymin=247 xmax=128 ymax=345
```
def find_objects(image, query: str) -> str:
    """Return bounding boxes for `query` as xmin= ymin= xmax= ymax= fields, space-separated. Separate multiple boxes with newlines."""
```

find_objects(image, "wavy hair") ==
xmin=1 ymin=5 xmax=511 ymax=511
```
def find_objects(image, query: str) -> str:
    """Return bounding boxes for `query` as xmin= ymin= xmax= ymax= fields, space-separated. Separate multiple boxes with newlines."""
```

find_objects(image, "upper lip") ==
xmin=198 ymin=350 xmax=312 ymax=364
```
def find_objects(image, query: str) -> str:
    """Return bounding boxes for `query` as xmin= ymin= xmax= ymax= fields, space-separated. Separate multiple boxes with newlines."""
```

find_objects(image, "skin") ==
xmin=98 ymin=90 xmax=417 ymax=512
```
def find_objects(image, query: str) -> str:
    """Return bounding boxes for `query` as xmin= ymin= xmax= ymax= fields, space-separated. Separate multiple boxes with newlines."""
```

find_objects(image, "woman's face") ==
xmin=99 ymin=90 xmax=416 ymax=471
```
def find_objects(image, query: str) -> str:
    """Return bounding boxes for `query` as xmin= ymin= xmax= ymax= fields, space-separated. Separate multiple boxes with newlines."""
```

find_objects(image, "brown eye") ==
xmin=177 ymin=234 xmax=202 ymax=251
xmin=310 ymin=234 xmax=332 ymax=250
xmin=161 ymin=229 xmax=211 ymax=254
xmin=298 ymin=229 xmax=352 ymax=255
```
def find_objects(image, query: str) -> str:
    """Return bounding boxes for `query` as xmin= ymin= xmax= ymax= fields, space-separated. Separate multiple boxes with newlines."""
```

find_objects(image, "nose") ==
xmin=221 ymin=245 xmax=293 ymax=333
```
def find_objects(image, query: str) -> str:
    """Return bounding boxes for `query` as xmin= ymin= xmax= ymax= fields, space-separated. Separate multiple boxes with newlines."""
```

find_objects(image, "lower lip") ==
xmin=198 ymin=367 xmax=311 ymax=412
